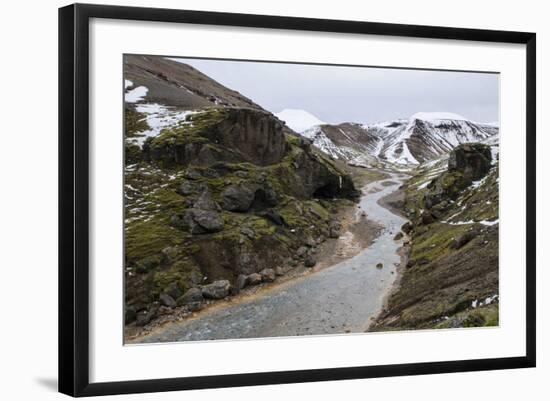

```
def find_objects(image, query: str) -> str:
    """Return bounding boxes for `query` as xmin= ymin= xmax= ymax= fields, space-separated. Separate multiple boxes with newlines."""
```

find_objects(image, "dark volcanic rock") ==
xmin=193 ymin=189 xmax=221 ymax=211
xmin=221 ymin=184 xmax=255 ymax=212
xmin=304 ymin=256 xmax=317 ymax=268
xmin=247 ymin=273 xmax=263 ymax=286
xmin=221 ymin=182 xmax=278 ymax=212
xmin=401 ymin=222 xmax=413 ymax=234
xmin=201 ymin=280 xmax=231 ymax=299
xmin=177 ymin=288 xmax=204 ymax=305
xmin=163 ymin=282 xmax=183 ymax=300
xmin=236 ymin=274 xmax=248 ymax=290
xmin=450 ymin=230 xmax=479 ymax=249
xmin=259 ymin=268 xmax=276 ymax=282
xmin=448 ymin=143 xmax=492 ymax=181
xmin=178 ymin=208 xmax=224 ymax=234
xmin=159 ymin=293 xmax=176 ymax=308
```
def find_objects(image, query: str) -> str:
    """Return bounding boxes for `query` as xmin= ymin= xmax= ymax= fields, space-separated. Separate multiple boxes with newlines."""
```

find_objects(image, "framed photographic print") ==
xmin=58 ymin=3 xmax=536 ymax=397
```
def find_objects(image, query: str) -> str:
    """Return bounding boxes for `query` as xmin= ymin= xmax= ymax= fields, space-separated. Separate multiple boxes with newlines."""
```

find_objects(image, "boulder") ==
xmin=393 ymin=232 xmax=404 ymax=241
xmin=135 ymin=304 xmax=159 ymax=326
xmin=159 ymin=293 xmax=176 ymax=308
xmin=450 ymin=230 xmax=479 ymax=249
xmin=177 ymin=181 xmax=198 ymax=196
xmin=176 ymin=288 xmax=204 ymax=305
xmin=187 ymin=302 xmax=204 ymax=312
xmin=296 ymin=246 xmax=308 ymax=258
xmin=257 ymin=209 xmax=285 ymax=226
xmin=304 ymin=256 xmax=317 ymax=268
xmin=235 ymin=274 xmax=248 ymax=290
xmin=275 ymin=266 xmax=286 ymax=276
xmin=193 ymin=189 xmax=221 ymax=211
xmin=420 ymin=211 xmax=436 ymax=225
xmin=259 ymin=268 xmax=276 ymax=282
xmin=163 ymin=282 xmax=183 ymax=300
xmin=448 ymin=143 xmax=492 ymax=181
xmin=328 ymin=220 xmax=342 ymax=238
xmin=247 ymin=273 xmax=263 ymax=286
xmin=376 ymin=263 xmax=383 ymax=269
xmin=202 ymin=280 xmax=231 ymax=299
xmin=401 ymin=222 xmax=413 ymax=234
xmin=221 ymin=184 xmax=255 ymax=212
xmin=180 ymin=208 xmax=224 ymax=234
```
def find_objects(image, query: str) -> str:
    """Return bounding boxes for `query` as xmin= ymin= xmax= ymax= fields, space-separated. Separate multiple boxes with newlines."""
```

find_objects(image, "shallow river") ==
xmin=134 ymin=174 xmax=408 ymax=343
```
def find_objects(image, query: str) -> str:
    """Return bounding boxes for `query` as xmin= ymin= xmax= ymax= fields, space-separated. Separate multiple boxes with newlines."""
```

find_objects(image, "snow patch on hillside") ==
xmin=125 ymin=85 xmax=149 ymax=103
xmin=276 ymin=109 xmax=326 ymax=133
xmin=127 ymin=103 xmax=199 ymax=146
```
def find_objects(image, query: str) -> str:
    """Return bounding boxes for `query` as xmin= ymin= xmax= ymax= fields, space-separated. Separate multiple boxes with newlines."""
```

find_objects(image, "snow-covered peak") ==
xmin=276 ymin=109 xmax=326 ymax=133
xmin=410 ymin=112 xmax=467 ymax=121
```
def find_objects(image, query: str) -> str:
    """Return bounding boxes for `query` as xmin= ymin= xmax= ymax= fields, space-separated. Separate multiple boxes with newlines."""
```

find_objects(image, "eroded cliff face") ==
xmin=124 ymin=107 xmax=359 ymax=325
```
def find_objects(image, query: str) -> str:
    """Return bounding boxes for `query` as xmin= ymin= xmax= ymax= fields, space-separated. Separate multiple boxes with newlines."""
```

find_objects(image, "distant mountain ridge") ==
xmin=286 ymin=109 xmax=498 ymax=167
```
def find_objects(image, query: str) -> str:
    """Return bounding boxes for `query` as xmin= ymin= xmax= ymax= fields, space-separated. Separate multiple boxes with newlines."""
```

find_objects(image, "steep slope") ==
xmin=124 ymin=54 xmax=263 ymax=109
xmin=123 ymin=58 xmax=361 ymax=328
xmin=301 ymin=123 xmax=382 ymax=167
xmin=290 ymin=112 xmax=498 ymax=168
xmin=372 ymin=143 xmax=499 ymax=330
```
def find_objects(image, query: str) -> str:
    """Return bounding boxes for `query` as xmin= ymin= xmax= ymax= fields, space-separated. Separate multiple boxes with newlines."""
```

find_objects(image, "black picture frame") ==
xmin=59 ymin=3 xmax=536 ymax=397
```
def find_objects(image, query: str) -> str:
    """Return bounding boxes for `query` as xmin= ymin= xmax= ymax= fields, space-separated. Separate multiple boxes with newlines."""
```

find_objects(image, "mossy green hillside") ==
xmin=372 ymin=153 xmax=499 ymax=331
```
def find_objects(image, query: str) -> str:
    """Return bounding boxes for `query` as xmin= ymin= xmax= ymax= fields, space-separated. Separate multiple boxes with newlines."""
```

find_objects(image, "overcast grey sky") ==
xmin=173 ymin=58 xmax=499 ymax=124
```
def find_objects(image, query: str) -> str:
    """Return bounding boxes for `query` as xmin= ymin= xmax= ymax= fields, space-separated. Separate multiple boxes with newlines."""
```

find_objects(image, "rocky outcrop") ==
xmin=144 ymin=108 xmax=288 ymax=167
xmin=448 ymin=143 xmax=492 ymax=181
xmin=221 ymin=181 xmax=278 ymax=212
xmin=423 ymin=143 xmax=492 ymax=214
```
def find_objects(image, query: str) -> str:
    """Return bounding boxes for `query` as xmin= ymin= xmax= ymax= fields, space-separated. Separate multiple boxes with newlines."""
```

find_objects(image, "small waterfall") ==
xmin=338 ymin=175 xmax=342 ymax=189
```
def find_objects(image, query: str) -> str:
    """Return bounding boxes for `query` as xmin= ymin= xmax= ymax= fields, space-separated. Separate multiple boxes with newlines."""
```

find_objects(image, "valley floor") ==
xmin=127 ymin=170 xmax=408 ymax=343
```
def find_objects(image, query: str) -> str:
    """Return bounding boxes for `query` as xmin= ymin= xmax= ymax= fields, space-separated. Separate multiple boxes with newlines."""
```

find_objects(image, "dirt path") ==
xmin=130 ymin=174 xmax=408 ymax=343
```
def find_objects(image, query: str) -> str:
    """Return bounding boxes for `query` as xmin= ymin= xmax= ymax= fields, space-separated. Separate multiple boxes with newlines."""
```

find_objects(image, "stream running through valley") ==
xmin=132 ymin=173 xmax=408 ymax=343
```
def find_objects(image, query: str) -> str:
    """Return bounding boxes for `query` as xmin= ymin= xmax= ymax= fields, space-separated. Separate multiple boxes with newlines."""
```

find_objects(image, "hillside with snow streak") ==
xmin=377 ymin=112 xmax=498 ymax=165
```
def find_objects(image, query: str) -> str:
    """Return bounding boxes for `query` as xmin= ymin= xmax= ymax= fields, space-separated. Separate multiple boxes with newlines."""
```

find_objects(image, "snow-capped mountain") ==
xmin=301 ymin=123 xmax=381 ymax=167
xmin=377 ymin=112 xmax=498 ymax=165
xmin=275 ymin=109 xmax=326 ymax=133
xmin=289 ymin=111 xmax=498 ymax=168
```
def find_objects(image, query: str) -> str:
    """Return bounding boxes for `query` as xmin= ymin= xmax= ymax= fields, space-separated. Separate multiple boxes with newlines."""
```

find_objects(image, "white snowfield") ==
xmin=127 ymin=103 xmax=200 ymax=146
xmin=125 ymin=85 xmax=149 ymax=103
xmin=275 ymin=109 xmax=326 ymax=133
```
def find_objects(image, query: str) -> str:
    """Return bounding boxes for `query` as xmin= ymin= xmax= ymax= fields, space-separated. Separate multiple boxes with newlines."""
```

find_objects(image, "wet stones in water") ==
xmin=393 ymin=232 xmax=404 ymax=241
xmin=201 ymin=280 xmax=231 ymax=299
xmin=376 ymin=263 xmax=383 ymax=269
